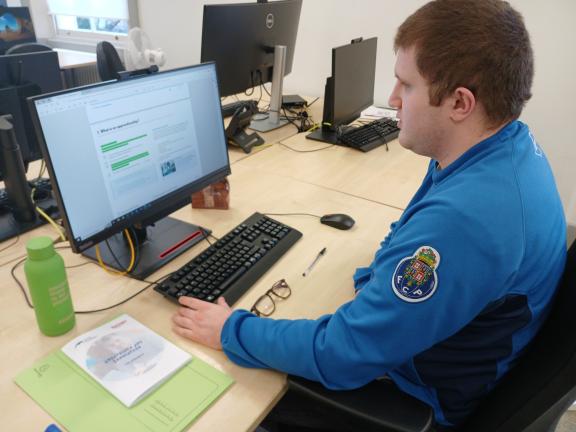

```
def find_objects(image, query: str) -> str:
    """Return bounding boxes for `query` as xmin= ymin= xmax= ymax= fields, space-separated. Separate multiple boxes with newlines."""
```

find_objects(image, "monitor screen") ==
xmin=0 ymin=7 xmax=37 ymax=55
xmin=29 ymin=63 xmax=231 ymax=278
xmin=201 ymin=0 xmax=302 ymax=97
xmin=332 ymin=37 xmax=377 ymax=126
xmin=0 ymin=50 xmax=62 ymax=163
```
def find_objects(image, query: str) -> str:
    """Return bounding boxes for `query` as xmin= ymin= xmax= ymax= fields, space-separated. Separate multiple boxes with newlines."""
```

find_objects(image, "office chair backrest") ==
xmin=5 ymin=43 xmax=52 ymax=55
xmin=461 ymin=239 xmax=576 ymax=432
xmin=96 ymin=41 xmax=125 ymax=81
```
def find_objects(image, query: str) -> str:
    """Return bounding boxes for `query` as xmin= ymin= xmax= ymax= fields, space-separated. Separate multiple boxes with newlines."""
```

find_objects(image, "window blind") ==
xmin=46 ymin=0 xmax=128 ymax=20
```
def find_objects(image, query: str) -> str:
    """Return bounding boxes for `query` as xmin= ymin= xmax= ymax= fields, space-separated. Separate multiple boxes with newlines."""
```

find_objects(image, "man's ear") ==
xmin=449 ymin=87 xmax=476 ymax=122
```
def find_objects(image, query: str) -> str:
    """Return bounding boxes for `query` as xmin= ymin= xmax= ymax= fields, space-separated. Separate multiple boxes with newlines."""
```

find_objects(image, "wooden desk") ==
xmin=224 ymin=94 xmax=321 ymax=165
xmin=1 ymin=163 xmax=403 ymax=431
xmin=237 ymin=126 xmax=429 ymax=210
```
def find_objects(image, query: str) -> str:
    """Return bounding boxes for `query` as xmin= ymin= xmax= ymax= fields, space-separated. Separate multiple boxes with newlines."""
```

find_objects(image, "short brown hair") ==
xmin=394 ymin=0 xmax=533 ymax=126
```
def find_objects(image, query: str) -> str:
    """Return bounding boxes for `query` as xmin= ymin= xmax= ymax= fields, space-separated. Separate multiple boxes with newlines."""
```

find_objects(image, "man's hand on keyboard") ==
xmin=172 ymin=296 xmax=232 ymax=350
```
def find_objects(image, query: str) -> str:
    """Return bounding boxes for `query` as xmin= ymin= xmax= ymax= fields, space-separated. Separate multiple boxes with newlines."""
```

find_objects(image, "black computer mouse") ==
xmin=320 ymin=214 xmax=355 ymax=230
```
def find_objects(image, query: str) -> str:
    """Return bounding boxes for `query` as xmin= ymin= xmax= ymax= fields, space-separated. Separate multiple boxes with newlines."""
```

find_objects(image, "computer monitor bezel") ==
xmin=331 ymin=37 xmax=378 ymax=127
xmin=28 ymin=62 xmax=231 ymax=256
xmin=0 ymin=7 xmax=37 ymax=55
xmin=200 ymin=0 xmax=302 ymax=98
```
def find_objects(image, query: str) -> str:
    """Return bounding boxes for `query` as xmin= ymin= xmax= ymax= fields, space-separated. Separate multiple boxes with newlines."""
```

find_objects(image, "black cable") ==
xmin=257 ymin=82 xmax=264 ymax=107
xmin=0 ymin=234 xmax=19 ymax=253
xmin=198 ymin=228 xmax=220 ymax=246
xmin=0 ymin=241 xmax=69 ymax=269
xmin=66 ymin=261 xmax=92 ymax=269
xmin=263 ymin=212 xmax=321 ymax=219
xmin=307 ymin=97 xmax=319 ymax=107
xmin=75 ymin=274 xmax=168 ymax=314
xmin=200 ymin=228 xmax=213 ymax=246
xmin=10 ymin=254 xmax=171 ymax=314
xmin=129 ymin=227 xmax=141 ymax=273
xmin=244 ymin=72 xmax=256 ymax=96
xmin=54 ymin=244 xmax=92 ymax=269
xmin=11 ymin=257 xmax=32 ymax=308
xmin=0 ymin=252 xmax=27 ymax=269
xmin=282 ymin=107 xmax=302 ymax=131
xmin=259 ymin=70 xmax=272 ymax=97
xmin=75 ymin=228 xmax=222 ymax=314
xmin=105 ymin=238 xmax=124 ymax=270
xmin=278 ymin=141 xmax=335 ymax=153
xmin=255 ymin=70 xmax=265 ymax=107
xmin=262 ymin=83 xmax=271 ymax=97
xmin=101 ymin=229 xmax=140 ymax=274
xmin=280 ymin=105 xmax=314 ymax=133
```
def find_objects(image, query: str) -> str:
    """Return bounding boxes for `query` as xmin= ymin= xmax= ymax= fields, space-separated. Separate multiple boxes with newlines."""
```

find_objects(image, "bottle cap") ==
xmin=26 ymin=236 xmax=56 ymax=260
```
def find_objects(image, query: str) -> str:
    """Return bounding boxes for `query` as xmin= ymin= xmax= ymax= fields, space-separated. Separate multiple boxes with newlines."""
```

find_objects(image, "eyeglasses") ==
xmin=250 ymin=279 xmax=292 ymax=317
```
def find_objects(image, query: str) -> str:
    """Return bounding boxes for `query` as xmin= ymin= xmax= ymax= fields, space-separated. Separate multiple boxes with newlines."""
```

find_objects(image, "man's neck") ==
xmin=435 ymin=121 xmax=509 ymax=169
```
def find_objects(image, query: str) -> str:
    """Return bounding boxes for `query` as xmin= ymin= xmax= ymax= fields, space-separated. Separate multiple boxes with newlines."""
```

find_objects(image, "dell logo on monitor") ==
xmin=266 ymin=13 xmax=274 ymax=29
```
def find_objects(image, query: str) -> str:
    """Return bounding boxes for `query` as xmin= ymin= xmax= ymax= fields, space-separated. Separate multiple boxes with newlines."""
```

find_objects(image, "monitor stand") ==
xmin=306 ymin=127 xmax=341 ymax=145
xmin=304 ymin=76 xmax=343 ymax=145
xmin=249 ymin=45 xmax=289 ymax=133
xmin=82 ymin=217 xmax=211 ymax=280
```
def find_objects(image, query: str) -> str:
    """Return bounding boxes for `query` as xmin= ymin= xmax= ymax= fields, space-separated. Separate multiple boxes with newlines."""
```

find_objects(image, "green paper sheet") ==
xmin=15 ymin=351 xmax=234 ymax=432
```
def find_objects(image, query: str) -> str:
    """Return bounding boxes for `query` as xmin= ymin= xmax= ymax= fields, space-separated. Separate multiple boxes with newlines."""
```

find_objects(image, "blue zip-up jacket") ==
xmin=221 ymin=121 xmax=566 ymax=426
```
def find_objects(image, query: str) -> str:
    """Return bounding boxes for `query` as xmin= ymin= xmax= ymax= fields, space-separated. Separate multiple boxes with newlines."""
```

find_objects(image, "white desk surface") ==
xmin=54 ymin=48 xmax=97 ymax=70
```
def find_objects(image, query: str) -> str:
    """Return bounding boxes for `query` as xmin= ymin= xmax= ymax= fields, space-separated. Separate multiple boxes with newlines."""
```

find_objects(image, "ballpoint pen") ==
xmin=302 ymin=247 xmax=327 ymax=277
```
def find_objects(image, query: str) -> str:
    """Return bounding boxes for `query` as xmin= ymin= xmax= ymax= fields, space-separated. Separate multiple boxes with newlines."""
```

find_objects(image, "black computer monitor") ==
xmin=29 ymin=63 xmax=231 ymax=279
xmin=0 ymin=7 xmax=37 ymax=55
xmin=0 ymin=50 xmax=63 ymax=164
xmin=201 ymin=0 xmax=302 ymax=132
xmin=306 ymin=37 xmax=378 ymax=145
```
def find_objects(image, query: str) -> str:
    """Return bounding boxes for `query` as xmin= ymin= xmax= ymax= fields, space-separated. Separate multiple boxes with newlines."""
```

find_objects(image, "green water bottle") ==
xmin=24 ymin=236 xmax=75 ymax=336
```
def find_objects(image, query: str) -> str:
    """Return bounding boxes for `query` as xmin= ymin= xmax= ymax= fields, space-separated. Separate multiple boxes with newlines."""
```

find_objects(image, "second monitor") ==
xmin=201 ymin=0 xmax=302 ymax=132
xmin=306 ymin=37 xmax=378 ymax=144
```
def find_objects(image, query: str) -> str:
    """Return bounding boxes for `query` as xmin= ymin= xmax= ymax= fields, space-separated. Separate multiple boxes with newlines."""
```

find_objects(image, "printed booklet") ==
xmin=61 ymin=314 xmax=191 ymax=407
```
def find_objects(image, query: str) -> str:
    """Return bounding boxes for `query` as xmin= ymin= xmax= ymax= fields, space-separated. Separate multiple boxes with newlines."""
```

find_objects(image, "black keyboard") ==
xmin=221 ymin=100 xmax=258 ymax=118
xmin=155 ymin=212 xmax=303 ymax=306
xmin=339 ymin=118 xmax=400 ymax=152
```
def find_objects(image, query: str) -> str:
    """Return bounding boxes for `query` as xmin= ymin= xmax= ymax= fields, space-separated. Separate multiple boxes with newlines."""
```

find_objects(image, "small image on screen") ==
xmin=0 ymin=7 xmax=37 ymax=52
xmin=161 ymin=160 xmax=176 ymax=177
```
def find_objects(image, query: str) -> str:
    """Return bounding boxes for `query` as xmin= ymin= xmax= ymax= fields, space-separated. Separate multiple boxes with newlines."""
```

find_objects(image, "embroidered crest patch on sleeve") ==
xmin=392 ymin=246 xmax=440 ymax=303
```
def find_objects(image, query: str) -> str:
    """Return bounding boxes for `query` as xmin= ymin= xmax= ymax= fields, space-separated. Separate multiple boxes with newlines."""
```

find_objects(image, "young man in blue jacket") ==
xmin=172 ymin=0 xmax=567 ymax=428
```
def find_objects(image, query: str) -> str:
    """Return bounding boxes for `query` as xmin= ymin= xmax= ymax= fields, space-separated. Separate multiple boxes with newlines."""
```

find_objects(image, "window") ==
xmin=46 ymin=0 xmax=137 ymax=42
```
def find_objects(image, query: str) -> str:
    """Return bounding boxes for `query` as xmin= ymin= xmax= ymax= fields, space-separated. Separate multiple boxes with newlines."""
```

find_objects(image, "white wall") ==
xmin=139 ymin=0 xmax=575 ymax=224
xmin=513 ymin=0 xmax=576 ymax=228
